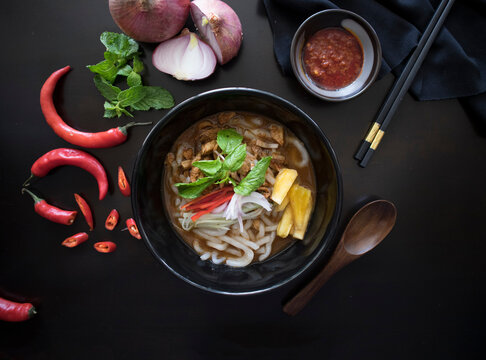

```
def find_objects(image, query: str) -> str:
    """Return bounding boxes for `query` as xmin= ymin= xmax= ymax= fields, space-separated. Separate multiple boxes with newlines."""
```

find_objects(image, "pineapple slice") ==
xmin=277 ymin=205 xmax=293 ymax=238
xmin=271 ymin=169 xmax=298 ymax=205
xmin=289 ymin=184 xmax=313 ymax=240
xmin=276 ymin=193 xmax=290 ymax=212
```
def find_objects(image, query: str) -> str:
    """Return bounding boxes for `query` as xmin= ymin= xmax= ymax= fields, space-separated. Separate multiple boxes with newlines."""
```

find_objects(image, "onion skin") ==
xmin=109 ymin=0 xmax=190 ymax=43
xmin=190 ymin=0 xmax=243 ymax=64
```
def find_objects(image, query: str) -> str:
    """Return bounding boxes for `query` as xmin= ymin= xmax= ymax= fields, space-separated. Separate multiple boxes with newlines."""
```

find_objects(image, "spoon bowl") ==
xmin=283 ymin=199 xmax=397 ymax=316
xmin=343 ymin=200 xmax=397 ymax=255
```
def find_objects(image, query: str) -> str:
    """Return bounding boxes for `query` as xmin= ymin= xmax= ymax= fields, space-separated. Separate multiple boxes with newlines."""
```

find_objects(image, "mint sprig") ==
xmin=88 ymin=32 xmax=174 ymax=118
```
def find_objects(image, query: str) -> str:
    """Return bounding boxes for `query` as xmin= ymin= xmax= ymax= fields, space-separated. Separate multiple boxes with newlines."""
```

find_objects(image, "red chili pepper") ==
xmin=74 ymin=193 xmax=94 ymax=231
xmin=94 ymin=241 xmax=117 ymax=253
xmin=105 ymin=209 xmax=119 ymax=231
xmin=62 ymin=232 xmax=89 ymax=248
xmin=24 ymin=148 xmax=108 ymax=200
xmin=0 ymin=296 xmax=36 ymax=322
xmin=181 ymin=186 xmax=234 ymax=211
xmin=40 ymin=66 xmax=151 ymax=148
xmin=126 ymin=218 xmax=142 ymax=239
xmin=190 ymin=192 xmax=234 ymax=221
xmin=118 ymin=166 xmax=131 ymax=197
xmin=22 ymin=188 xmax=77 ymax=225
xmin=179 ymin=187 xmax=234 ymax=221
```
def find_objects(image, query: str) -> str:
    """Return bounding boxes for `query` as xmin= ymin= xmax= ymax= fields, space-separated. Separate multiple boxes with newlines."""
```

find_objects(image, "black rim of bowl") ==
xmin=132 ymin=87 xmax=343 ymax=295
xmin=290 ymin=9 xmax=382 ymax=102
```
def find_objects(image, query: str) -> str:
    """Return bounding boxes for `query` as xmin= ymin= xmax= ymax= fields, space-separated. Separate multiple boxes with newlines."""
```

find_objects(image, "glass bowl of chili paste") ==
xmin=291 ymin=9 xmax=381 ymax=101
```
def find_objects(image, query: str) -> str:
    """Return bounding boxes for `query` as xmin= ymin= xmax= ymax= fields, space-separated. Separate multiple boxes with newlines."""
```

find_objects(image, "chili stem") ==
xmin=22 ymin=174 xmax=35 ymax=187
xmin=21 ymin=187 xmax=42 ymax=203
xmin=118 ymin=122 xmax=153 ymax=136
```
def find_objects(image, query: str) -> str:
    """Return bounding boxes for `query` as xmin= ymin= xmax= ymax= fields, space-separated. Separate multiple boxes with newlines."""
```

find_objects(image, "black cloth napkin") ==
xmin=262 ymin=0 xmax=486 ymax=132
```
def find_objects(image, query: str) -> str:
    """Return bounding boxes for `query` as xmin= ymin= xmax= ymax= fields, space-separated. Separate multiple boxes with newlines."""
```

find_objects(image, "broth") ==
xmin=163 ymin=111 xmax=316 ymax=267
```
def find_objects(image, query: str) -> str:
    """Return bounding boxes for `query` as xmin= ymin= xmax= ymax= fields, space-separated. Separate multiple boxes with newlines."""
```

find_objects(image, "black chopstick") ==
xmin=355 ymin=0 xmax=455 ymax=167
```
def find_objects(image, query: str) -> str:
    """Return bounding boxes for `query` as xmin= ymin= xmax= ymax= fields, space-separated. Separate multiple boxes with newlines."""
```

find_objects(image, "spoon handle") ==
xmin=283 ymin=242 xmax=355 ymax=316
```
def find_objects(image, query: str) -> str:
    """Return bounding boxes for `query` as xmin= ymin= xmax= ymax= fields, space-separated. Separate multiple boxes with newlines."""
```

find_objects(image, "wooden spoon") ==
xmin=283 ymin=199 xmax=397 ymax=316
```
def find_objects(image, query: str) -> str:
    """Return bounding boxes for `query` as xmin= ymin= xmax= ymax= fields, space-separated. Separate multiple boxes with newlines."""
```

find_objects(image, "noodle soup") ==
xmin=163 ymin=111 xmax=316 ymax=267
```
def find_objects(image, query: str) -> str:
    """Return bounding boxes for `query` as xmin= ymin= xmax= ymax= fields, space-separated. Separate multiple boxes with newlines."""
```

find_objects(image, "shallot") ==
xmin=152 ymin=29 xmax=217 ymax=81
xmin=224 ymin=192 xmax=272 ymax=232
xmin=109 ymin=0 xmax=190 ymax=43
xmin=190 ymin=0 xmax=243 ymax=64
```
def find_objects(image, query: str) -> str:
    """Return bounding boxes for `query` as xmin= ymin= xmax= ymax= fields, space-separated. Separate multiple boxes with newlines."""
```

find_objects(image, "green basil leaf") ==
xmin=100 ymin=32 xmax=138 ymax=58
xmin=193 ymin=159 xmax=222 ymax=176
xmin=130 ymin=86 xmax=174 ymax=111
xmin=175 ymin=176 xmax=217 ymax=199
xmin=94 ymin=75 xmax=121 ymax=101
xmin=217 ymin=129 xmax=243 ymax=154
xmin=127 ymin=71 xmax=142 ymax=87
xmin=228 ymin=177 xmax=238 ymax=186
xmin=222 ymin=144 xmax=246 ymax=172
xmin=234 ymin=157 xmax=272 ymax=196
xmin=117 ymin=85 xmax=146 ymax=107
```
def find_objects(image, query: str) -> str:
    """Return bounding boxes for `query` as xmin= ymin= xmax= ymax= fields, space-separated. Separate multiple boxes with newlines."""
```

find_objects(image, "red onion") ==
xmin=109 ymin=0 xmax=190 ymax=43
xmin=190 ymin=0 xmax=243 ymax=64
xmin=152 ymin=29 xmax=217 ymax=80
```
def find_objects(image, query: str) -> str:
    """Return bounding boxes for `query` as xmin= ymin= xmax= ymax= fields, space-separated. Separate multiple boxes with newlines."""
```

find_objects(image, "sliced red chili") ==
xmin=190 ymin=193 xmax=234 ymax=221
xmin=22 ymin=188 xmax=77 ymax=225
xmin=118 ymin=166 xmax=131 ymax=197
xmin=105 ymin=209 xmax=119 ymax=231
xmin=74 ymin=193 xmax=94 ymax=231
xmin=94 ymin=241 xmax=117 ymax=253
xmin=62 ymin=232 xmax=89 ymax=248
xmin=40 ymin=66 xmax=151 ymax=149
xmin=126 ymin=218 xmax=141 ymax=239
xmin=181 ymin=186 xmax=233 ymax=211
xmin=0 ymin=296 xmax=36 ymax=322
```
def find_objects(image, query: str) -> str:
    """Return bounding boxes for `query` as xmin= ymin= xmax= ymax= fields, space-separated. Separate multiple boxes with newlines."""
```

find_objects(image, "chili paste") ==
xmin=303 ymin=28 xmax=363 ymax=90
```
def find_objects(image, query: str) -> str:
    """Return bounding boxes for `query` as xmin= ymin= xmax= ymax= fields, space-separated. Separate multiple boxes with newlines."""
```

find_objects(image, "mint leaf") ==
xmin=193 ymin=159 xmax=222 ymax=176
xmin=87 ymin=60 xmax=119 ymax=83
xmin=217 ymin=129 xmax=243 ymax=155
xmin=94 ymin=75 xmax=121 ymax=101
xmin=118 ymin=107 xmax=134 ymax=118
xmin=100 ymin=32 xmax=138 ymax=58
xmin=127 ymin=71 xmax=142 ymax=87
xmin=133 ymin=55 xmax=144 ymax=73
xmin=104 ymin=100 xmax=133 ymax=118
xmin=117 ymin=85 xmax=146 ymax=107
xmin=130 ymin=86 xmax=174 ymax=111
xmin=222 ymin=144 xmax=246 ymax=172
xmin=103 ymin=102 xmax=117 ymax=118
xmin=104 ymin=52 xmax=126 ymax=66
xmin=175 ymin=176 xmax=217 ymax=199
xmin=117 ymin=64 xmax=133 ymax=77
xmin=234 ymin=157 xmax=271 ymax=196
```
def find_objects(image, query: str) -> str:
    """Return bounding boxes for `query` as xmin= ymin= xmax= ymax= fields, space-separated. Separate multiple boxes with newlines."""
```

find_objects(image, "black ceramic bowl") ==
xmin=132 ymin=88 xmax=343 ymax=295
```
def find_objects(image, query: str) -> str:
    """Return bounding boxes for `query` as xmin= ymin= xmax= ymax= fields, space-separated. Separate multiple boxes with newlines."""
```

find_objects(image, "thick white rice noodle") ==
xmin=189 ymin=217 xmax=281 ymax=267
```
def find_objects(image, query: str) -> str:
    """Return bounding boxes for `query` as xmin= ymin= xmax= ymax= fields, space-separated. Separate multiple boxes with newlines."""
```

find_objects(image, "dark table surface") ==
xmin=1 ymin=1 xmax=485 ymax=359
